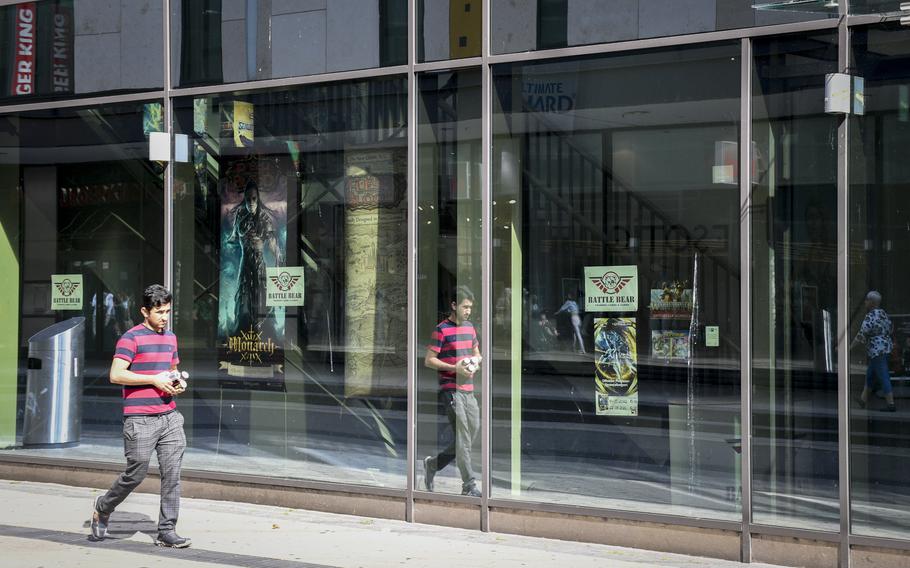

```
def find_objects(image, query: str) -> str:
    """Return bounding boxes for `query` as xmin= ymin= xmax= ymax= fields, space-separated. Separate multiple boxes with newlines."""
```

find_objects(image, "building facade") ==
xmin=0 ymin=1 xmax=909 ymax=567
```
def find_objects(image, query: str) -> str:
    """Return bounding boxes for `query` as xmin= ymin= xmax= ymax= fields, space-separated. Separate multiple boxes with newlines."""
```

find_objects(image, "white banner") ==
xmin=584 ymin=265 xmax=638 ymax=312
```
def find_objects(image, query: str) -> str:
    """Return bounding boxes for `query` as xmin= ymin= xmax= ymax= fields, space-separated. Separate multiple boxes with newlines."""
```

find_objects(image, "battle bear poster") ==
xmin=217 ymin=155 xmax=288 ymax=389
xmin=594 ymin=317 xmax=638 ymax=416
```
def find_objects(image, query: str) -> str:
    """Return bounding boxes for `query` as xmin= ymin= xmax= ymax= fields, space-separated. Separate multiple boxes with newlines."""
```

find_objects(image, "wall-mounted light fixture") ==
xmin=825 ymin=73 xmax=865 ymax=116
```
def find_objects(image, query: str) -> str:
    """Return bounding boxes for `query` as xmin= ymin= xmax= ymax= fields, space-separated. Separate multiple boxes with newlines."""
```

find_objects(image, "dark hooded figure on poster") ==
xmin=227 ymin=180 xmax=282 ymax=333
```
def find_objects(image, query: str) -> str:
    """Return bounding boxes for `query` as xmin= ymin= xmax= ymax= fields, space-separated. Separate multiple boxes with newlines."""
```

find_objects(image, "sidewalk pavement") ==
xmin=0 ymin=480 xmax=788 ymax=568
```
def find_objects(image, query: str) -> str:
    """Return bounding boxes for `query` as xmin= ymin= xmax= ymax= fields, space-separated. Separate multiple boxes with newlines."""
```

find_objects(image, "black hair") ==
xmin=142 ymin=284 xmax=172 ymax=310
xmin=450 ymin=285 xmax=475 ymax=307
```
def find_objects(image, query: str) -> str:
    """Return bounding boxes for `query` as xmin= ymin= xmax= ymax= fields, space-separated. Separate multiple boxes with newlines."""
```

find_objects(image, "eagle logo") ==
xmin=590 ymin=271 xmax=633 ymax=295
xmin=54 ymin=278 xmax=80 ymax=297
xmin=269 ymin=271 xmax=301 ymax=292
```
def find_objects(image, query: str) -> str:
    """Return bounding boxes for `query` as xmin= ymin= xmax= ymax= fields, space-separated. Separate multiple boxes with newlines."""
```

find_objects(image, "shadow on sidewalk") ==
xmin=81 ymin=510 xmax=157 ymax=542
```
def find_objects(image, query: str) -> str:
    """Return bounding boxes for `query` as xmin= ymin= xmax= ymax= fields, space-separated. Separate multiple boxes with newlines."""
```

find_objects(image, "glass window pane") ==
xmin=419 ymin=0 xmax=482 ymax=62
xmin=538 ymin=0 xmax=568 ymax=50
xmin=850 ymin=22 xmax=910 ymax=540
xmin=491 ymin=44 xmax=742 ymax=519
xmin=750 ymin=31 xmax=840 ymax=531
xmin=491 ymin=1 xmax=838 ymax=55
xmin=849 ymin=1 xmax=903 ymax=14
xmin=0 ymin=101 xmax=165 ymax=455
xmin=416 ymin=69 xmax=483 ymax=497
xmin=172 ymin=1 xmax=407 ymax=88
xmin=0 ymin=0 xmax=163 ymax=102
xmin=172 ymin=78 xmax=408 ymax=486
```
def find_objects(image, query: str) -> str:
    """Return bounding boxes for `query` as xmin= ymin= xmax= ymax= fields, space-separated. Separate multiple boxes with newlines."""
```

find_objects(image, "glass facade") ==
xmin=751 ymin=31 xmax=840 ymax=531
xmin=0 ymin=101 xmax=165 ymax=456
xmin=849 ymin=22 xmax=910 ymax=540
xmin=491 ymin=0 xmax=837 ymax=55
xmin=419 ymin=1 xmax=482 ymax=61
xmin=172 ymin=0 xmax=407 ymax=87
xmin=490 ymin=44 xmax=742 ymax=519
xmin=0 ymin=0 xmax=164 ymax=102
xmin=416 ymin=69 xmax=483 ymax=496
xmin=3 ymin=3 xmax=910 ymax=565
xmin=849 ymin=1 xmax=905 ymax=14
xmin=170 ymin=79 xmax=409 ymax=484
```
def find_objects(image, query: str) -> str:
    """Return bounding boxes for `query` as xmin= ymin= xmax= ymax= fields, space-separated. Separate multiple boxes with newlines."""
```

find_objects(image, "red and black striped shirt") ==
xmin=114 ymin=324 xmax=180 ymax=416
xmin=428 ymin=319 xmax=478 ymax=392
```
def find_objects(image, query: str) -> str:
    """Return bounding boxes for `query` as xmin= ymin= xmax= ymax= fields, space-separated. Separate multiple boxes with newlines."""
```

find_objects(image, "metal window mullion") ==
xmin=846 ymin=13 xmax=906 ymax=27
xmin=739 ymin=36 xmax=754 ymax=565
xmin=164 ymin=0 xmax=174 ymax=294
xmin=836 ymin=15 xmax=852 ymax=568
xmin=167 ymin=64 xmax=410 ymax=99
xmin=406 ymin=0 xmax=418 ymax=524
xmin=480 ymin=0 xmax=492 ymax=534
xmin=414 ymin=57 xmax=485 ymax=73
xmin=0 ymin=91 xmax=168 ymax=115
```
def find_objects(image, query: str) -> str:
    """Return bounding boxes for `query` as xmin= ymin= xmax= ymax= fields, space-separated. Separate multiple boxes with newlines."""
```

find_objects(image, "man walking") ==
xmin=90 ymin=284 xmax=191 ymax=547
xmin=424 ymin=286 xmax=483 ymax=497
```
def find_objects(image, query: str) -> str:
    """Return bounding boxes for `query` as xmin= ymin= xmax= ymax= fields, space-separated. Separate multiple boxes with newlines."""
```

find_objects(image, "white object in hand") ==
xmin=168 ymin=370 xmax=189 ymax=390
xmin=462 ymin=357 xmax=480 ymax=374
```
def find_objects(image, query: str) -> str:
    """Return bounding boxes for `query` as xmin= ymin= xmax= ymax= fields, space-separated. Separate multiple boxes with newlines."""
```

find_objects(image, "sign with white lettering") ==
xmin=52 ymin=1 xmax=73 ymax=93
xmin=584 ymin=265 xmax=639 ymax=312
xmin=12 ymin=3 xmax=36 ymax=96
xmin=706 ymin=325 xmax=720 ymax=348
xmin=51 ymin=274 xmax=82 ymax=310
xmin=266 ymin=267 xmax=305 ymax=307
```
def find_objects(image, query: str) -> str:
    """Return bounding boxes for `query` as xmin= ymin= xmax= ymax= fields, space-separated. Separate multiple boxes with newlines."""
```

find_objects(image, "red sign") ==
xmin=12 ymin=2 xmax=37 ymax=96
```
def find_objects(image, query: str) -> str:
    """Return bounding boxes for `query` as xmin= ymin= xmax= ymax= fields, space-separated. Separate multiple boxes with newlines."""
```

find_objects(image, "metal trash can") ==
xmin=23 ymin=317 xmax=85 ymax=448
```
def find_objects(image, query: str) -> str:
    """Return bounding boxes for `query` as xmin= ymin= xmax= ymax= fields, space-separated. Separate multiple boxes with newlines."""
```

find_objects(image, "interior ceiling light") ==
xmin=752 ymin=0 xmax=838 ymax=12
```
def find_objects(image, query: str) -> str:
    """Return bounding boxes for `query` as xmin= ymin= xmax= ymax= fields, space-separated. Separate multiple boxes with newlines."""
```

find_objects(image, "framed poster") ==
xmin=51 ymin=274 xmax=82 ymax=311
xmin=585 ymin=265 xmax=638 ymax=312
xmin=594 ymin=317 xmax=638 ymax=416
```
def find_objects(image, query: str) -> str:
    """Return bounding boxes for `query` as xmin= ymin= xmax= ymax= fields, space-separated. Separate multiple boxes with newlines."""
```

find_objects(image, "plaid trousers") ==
xmin=97 ymin=411 xmax=186 ymax=534
xmin=432 ymin=390 xmax=480 ymax=489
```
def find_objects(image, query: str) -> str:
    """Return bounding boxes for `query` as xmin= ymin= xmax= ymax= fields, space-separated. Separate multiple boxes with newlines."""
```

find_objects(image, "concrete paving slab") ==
xmin=0 ymin=480 xmax=788 ymax=568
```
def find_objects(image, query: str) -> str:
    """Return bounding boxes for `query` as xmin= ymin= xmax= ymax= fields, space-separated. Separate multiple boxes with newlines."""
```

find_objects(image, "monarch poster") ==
xmin=594 ymin=317 xmax=638 ymax=416
xmin=217 ymin=156 xmax=288 ymax=390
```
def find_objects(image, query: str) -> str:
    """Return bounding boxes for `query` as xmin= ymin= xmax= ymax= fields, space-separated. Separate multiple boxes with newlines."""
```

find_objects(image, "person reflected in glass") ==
xmin=102 ymin=289 xmax=117 ymax=350
xmin=494 ymin=286 xmax=511 ymax=334
xmin=531 ymin=312 xmax=559 ymax=351
xmin=226 ymin=180 xmax=282 ymax=333
xmin=529 ymin=294 xmax=541 ymax=320
xmin=556 ymin=292 xmax=586 ymax=354
xmin=114 ymin=290 xmax=134 ymax=338
xmin=423 ymin=286 xmax=482 ymax=497
xmin=851 ymin=290 xmax=896 ymax=412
